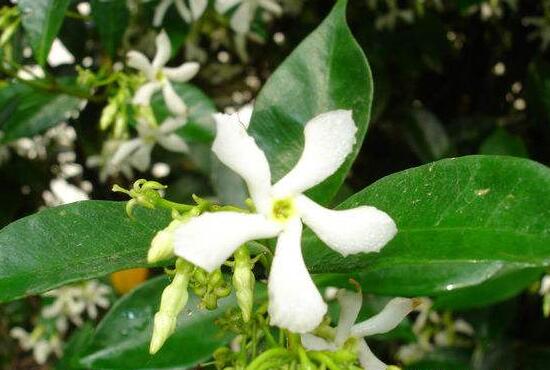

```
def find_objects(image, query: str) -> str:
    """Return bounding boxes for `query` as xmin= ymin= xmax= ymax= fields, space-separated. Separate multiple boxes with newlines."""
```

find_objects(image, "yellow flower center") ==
xmin=270 ymin=198 xmax=296 ymax=222
xmin=155 ymin=70 xmax=165 ymax=82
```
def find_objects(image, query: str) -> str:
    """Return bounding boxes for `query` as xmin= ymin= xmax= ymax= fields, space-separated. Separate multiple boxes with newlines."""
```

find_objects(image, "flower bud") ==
xmin=148 ymin=220 xmax=182 ymax=263
xmin=149 ymin=259 xmax=193 ymax=354
xmin=232 ymin=246 xmax=255 ymax=322
xmin=99 ymin=102 xmax=118 ymax=130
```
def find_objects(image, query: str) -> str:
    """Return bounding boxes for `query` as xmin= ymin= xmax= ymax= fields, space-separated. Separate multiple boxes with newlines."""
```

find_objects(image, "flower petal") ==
xmin=174 ymin=0 xmax=192 ymax=22
xmin=357 ymin=340 xmax=387 ymax=370
xmin=272 ymin=110 xmax=357 ymax=197
xmin=268 ymin=219 xmax=327 ymax=333
xmin=162 ymin=82 xmax=187 ymax=116
xmin=133 ymin=81 xmax=161 ymax=106
xmin=259 ymin=0 xmax=282 ymax=15
xmin=127 ymin=51 xmax=153 ymax=79
xmin=190 ymin=0 xmax=208 ymax=19
xmin=301 ymin=334 xmax=337 ymax=351
xmin=297 ymin=195 xmax=397 ymax=256
xmin=212 ymin=112 xmax=272 ymax=214
xmin=111 ymin=139 xmax=141 ymax=165
xmin=159 ymin=116 xmax=187 ymax=134
xmin=130 ymin=143 xmax=154 ymax=172
xmin=153 ymin=0 xmax=173 ymax=27
xmin=174 ymin=212 xmax=280 ymax=272
xmin=163 ymin=62 xmax=200 ymax=82
xmin=152 ymin=30 xmax=172 ymax=69
xmin=158 ymin=134 xmax=189 ymax=153
xmin=230 ymin=1 xmax=253 ymax=34
xmin=351 ymin=298 xmax=414 ymax=337
xmin=215 ymin=0 xmax=241 ymax=13
xmin=334 ymin=290 xmax=362 ymax=346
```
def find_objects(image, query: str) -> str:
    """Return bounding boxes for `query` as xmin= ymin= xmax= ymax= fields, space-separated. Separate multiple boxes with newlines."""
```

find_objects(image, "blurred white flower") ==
xmin=171 ymin=109 xmax=396 ymax=333
xmin=43 ymin=178 xmax=89 ymax=207
xmin=153 ymin=0 xmax=208 ymax=26
xmin=301 ymin=290 xmax=416 ymax=370
xmin=374 ymin=1 xmax=414 ymax=31
xmin=111 ymin=116 xmax=189 ymax=172
xmin=79 ymin=280 xmax=112 ymax=319
xmin=87 ymin=140 xmax=135 ymax=182
xmin=127 ymin=30 xmax=199 ymax=116
xmin=10 ymin=326 xmax=63 ymax=365
xmin=215 ymin=0 xmax=282 ymax=34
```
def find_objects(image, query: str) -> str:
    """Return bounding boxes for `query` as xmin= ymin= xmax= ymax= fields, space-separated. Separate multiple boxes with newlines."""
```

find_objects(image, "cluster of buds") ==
xmin=190 ymin=268 xmax=232 ymax=310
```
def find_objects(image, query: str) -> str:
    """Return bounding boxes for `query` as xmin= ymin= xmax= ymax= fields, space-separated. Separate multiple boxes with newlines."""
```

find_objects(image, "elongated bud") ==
xmin=232 ymin=246 xmax=255 ymax=322
xmin=99 ymin=102 xmax=118 ymax=130
xmin=148 ymin=220 xmax=182 ymax=263
xmin=150 ymin=259 xmax=193 ymax=354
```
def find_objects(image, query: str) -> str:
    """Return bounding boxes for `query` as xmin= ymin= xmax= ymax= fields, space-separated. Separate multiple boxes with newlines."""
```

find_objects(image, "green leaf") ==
xmin=303 ymin=156 xmax=550 ymax=305
xmin=479 ymin=128 xmax=528 ymax=158
xmin=18 ymin=0 xmax=71 ymax=65
xmin=76 ymin=276 xmax=235 ymax=369
xmin=151 ymin=83 xmax=216 ymax=143
xmin=0 ymin=201 xmax=171 ymax=302
xmin=90 ymin=0 xmax=129 ymax=57
xmin=248 ymin=0 xmax=373 ymax=205
xmin=0 ymin=83 xmax=82 ymax=143
xmin=404 ymin=108 xmax=452 ymax=163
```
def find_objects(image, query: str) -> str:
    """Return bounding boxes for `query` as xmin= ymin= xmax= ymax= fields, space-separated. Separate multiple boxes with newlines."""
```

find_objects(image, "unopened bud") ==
xmin=99 ymin=102 xmax=118 ymax=130
xmin=148 ymin=220 xmax=182 ymax=263
xmin=232 ymin=246 xmax=254 ymax=322
xmin=149 ymin=259 xmax=193 ymax=354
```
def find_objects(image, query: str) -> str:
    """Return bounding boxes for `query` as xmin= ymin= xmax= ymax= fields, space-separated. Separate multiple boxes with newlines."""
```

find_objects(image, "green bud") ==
xmin=544 ymin=294 xmax=550 ymax=317
xmin=149 ymin=259 xmax=193 ymax=354
xmin=215 ymin=285 xmax=232 ymax=298
xmin=113 ymin=114 xmax=127 ymax=139
xmin=213 ymin=347 xmax=233 ymax=370
xmin=99 ymin=102 xmax=118 ymax=130
xmin=209 ymin=269 xmax=223 ymax=286
xmin=148 ymin=220 xmax=182 ymax=263
xmin=193 ymin=269 xmax=208 ymax=284
xmin=232 ymin=246 xmax=254 ymax=322
xmin=203 ymin=293 xmax=219 ymax=310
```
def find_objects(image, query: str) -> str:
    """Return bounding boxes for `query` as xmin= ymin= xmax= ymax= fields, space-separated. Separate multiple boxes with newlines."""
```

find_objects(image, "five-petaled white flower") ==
xmin=112 ymin=116 xmax=189 ymax=172
xmin=301 ymin=290 xmax=416 ymax=370
xmin=10 ymin=326 xmax=63 ymax=365
xmin=127 ymin=30 xmax=199 ymax=116
xmin=172 ymin=109 xmax=397 ymax=333
xmin=153 ymin=0 xmax=208 ymax=27
xmin=215 ymin=0 xmax=282 ymax=34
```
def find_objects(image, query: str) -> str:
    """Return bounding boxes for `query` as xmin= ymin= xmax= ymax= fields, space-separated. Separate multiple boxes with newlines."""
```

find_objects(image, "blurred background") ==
xmin=1 ymin=0 xmax=550 ymax=369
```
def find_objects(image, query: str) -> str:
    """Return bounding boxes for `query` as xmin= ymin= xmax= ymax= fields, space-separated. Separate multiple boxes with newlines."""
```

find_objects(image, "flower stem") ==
xmin=245 ymin=348 xmax=292 ymax=370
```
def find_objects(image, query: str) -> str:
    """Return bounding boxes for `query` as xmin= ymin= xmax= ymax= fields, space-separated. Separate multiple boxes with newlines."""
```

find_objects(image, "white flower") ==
xmin=172 ymin=109 xmax=397 ymax=333
xmin=215 ymin=0 xmax=282 ymax=34
xmin=127 ymin=30 xmax=199 ymax=115
xmin=153 ymin=0 xmax=208 ymax=26
xmin=111 ymin=116 xmax=189 ymax=172
xmin=79 ymin=280 xmax=111 ymax=319
xmin=10 ymin=326 xmax=63 ymax=365
xmin=87 ymin=140 xmax=135 ymax=182
xmin=301 ymin=290 xmax=416 ymax=370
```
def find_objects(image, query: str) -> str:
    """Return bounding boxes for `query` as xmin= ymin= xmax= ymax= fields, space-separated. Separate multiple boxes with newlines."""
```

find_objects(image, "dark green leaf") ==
xmin=479 ymin=128 xmax=528 ymax=158
xmin=76 ymin=276 xmax=235 ymax=369
xmin=90 ymin=0 xmax=129 ymax=57
xmin=0 ymin=201 xmax=171 ymax=302
xmin=0 ymin=82 xmax=82 ymax=143
xmin=18 ymin=0 xmax=71 ymax=65
xmin=404 ymin=108 xmax=452 ymax=163
xmin=303 ymin=156 xmax=550 ymax=306
xmin=248 ymin=0 xmax=373 ymax=205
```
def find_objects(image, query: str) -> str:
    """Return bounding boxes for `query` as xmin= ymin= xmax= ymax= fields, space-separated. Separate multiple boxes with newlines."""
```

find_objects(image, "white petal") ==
xmin=153 ymin=30 xmax=172 ymax=69
xmin=174 ymin=0 xmax=192 ymax=22
xmin=159 ymin=116 xmax=187 ymax=134
xmin=230 ymin=1 xmax=253 ymax=34
xmin=297 ymin=195 xmax=397 ymax=256
xmin=334 ymin=290 xmax=362 ymax=346
xmin=358 ymin=340 xmax=387 ymax=370
xmin=34 ymin=341 xmax=51 ymax=364
xmin=268 ymin=219 xmax=327 ymax=333
xmin=300 ymin=334 xmax=337 ymax=351
xmin=173 ymin=212 xmax=280 ymax=272
xmin=111 ymin=139 xmax=141 ymax=165
xmin=162 ymin=82 xmax=187 ymax=116
xmin=126 ymin=51 xmax=153 ymax=79
xmin=237 ymin=104 xmax=253 ymax=128
xmin=163 ymin=62 xmax=200 ymax=82
xmin=130 ymin=143 xmax=154 ymax=172
xmin=259 ymin=0 xmax=282 ymax=15
xmin=153 ymin=0 xmax=174 ymax=26
xmin=351 ymin=298 xmax=414 ymax=337
xmin=215 ymin=0 xmax=242 ymax=13
xmin=133 ymin=81 xmax=161 ymax=106
xmin=272 ymin=110 xmax=357 ymax=197
xmin=190 ymin=0 xmax=208 ymax=19
xmin=212 ymin=112 xmax=272 ymax=214
xmin=158 ymin=134 xmax=189 ymax=153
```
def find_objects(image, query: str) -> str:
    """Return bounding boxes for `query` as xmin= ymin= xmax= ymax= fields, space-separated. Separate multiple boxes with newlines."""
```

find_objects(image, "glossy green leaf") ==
xmin=18 ymin=0 xmax=71 ymax=65
xmin=0 ymin=82 xmax=83 ymax=143
xmin=248 ymin=0 xmax=373 ymax=205
xmin=90 ymin=0 xmax=129 ymax=57
xmin=404 ymin=108 xmax=452 ymax=163
xmin=479 ymin=128 xmax=528 ymax=158
xmin=76 ymin=276 xmax=235 ymax=369
xmin=303 ymin=156 xmax=550 ymax=305
xmin=0 ymin=201 xmax=170 ymax=302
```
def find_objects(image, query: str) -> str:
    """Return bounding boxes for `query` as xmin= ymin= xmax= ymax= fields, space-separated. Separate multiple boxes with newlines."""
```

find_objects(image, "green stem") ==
xmin=246 ymin=348 xmax=292 ymax=370
xmin=308 ymin=352 xmax=343 ymax=370
xmin=155 ymin=199 xmax=194 ymax=212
